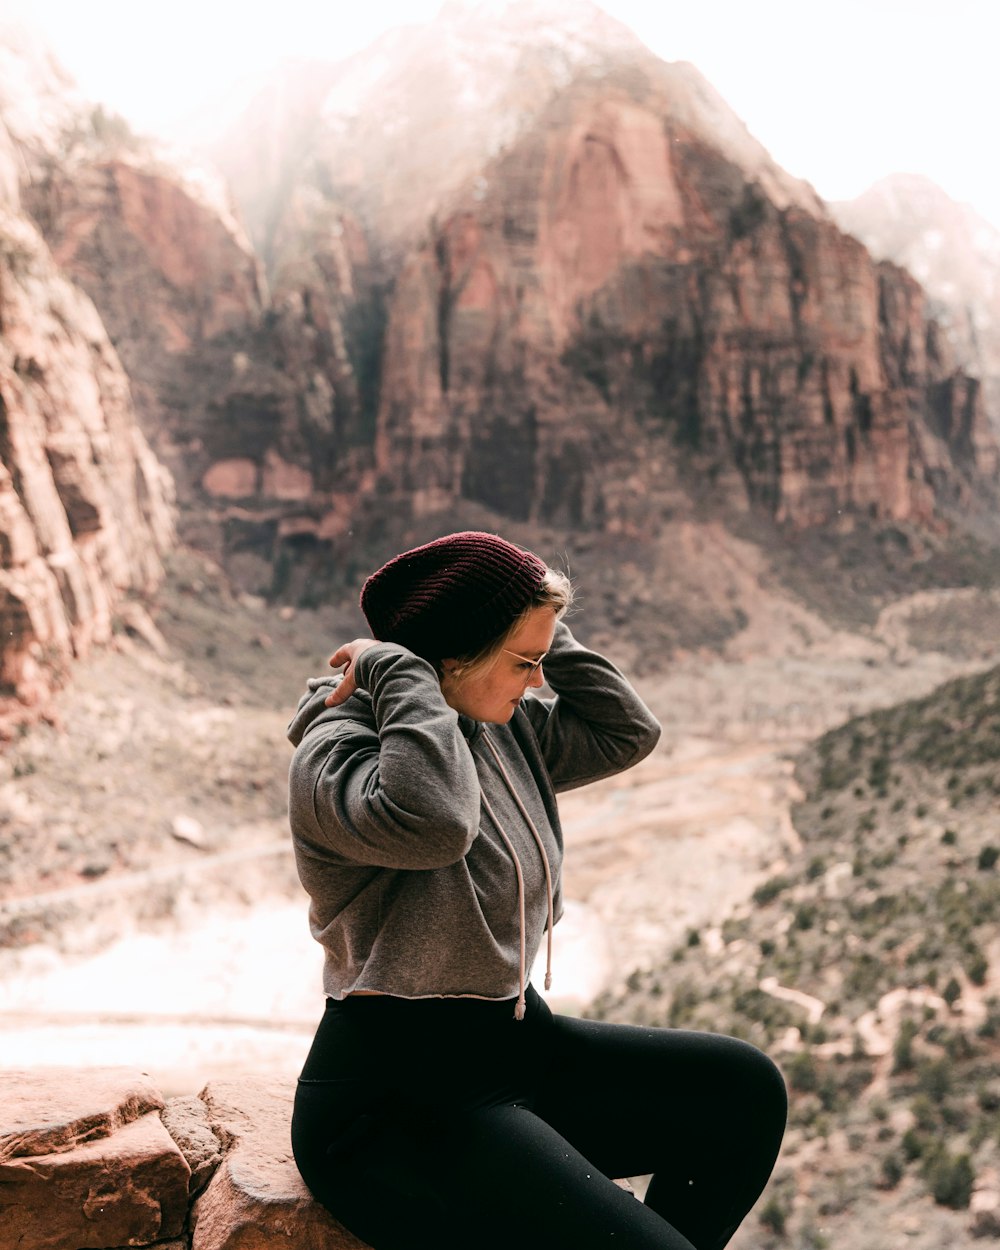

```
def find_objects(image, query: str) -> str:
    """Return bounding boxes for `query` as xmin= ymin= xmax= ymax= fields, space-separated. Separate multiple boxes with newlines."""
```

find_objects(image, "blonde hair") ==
xmin=444 ymin=567 xmax=573 ymax=683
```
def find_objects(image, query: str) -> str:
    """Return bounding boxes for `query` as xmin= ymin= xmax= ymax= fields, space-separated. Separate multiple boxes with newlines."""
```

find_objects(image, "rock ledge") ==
xmin=0 ymin=1067 xmax=368 ymax=1250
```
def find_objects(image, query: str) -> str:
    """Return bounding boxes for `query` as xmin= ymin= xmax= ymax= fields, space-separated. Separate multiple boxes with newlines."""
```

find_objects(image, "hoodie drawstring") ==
xmin=479 ymin=730 xmax=556 ymax=1021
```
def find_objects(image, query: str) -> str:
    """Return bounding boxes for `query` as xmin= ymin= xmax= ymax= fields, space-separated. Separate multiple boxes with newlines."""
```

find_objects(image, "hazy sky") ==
xmin=6 ymin=0 xmax=1000 ymax=227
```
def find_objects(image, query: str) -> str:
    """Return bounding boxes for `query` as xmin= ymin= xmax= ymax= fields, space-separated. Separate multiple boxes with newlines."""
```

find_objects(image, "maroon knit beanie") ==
xmin=360 ymin=532 xmax=548 ymax=662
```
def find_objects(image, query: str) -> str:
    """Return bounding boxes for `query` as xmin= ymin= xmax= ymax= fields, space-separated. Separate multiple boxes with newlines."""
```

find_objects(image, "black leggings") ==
xmin=291 ymin=986 xmax=786 ymax=1250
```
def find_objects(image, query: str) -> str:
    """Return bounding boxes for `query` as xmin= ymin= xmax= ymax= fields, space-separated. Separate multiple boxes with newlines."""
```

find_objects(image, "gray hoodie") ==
xmin=286 ymin=620 xmax=660 ymax=1012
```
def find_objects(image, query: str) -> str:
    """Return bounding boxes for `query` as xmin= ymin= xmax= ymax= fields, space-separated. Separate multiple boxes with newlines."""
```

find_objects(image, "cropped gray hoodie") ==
xmin=286 ymin=620 xmax=660 ymax=1016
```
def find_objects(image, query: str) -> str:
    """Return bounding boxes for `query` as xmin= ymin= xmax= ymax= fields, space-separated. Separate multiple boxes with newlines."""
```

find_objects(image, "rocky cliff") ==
xmin=369 ymin=86 xmax=997 ymax=537
xmin=207 ymin=1 xmax=998 ymax=573
xmin=19 ymin=103 xmax=379 ymax=590
xmin=3 ymin=4 xmax=1000 ymax=696
xmin=0 ymin=53 xmax=174 ymax=722
xmin=831 ymin=173 xmax=1000 ymax=439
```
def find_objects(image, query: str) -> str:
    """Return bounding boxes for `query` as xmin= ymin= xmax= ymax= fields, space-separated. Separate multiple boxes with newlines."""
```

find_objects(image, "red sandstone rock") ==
xmin=0 ymin=210 xmax=174 ymax=719
xmin=191 ymin=1079 xmax=368 ymax=1250
xmin=161 ymin=1093 xmax=224 ymax=1197
xmin=0 ymin=1067 xmax=164 ymax=1161
xmin=371 ymin=84 xmax=997 ymax=534
xmin=0 ymin=1068 xmax=188 ymax=1250
xmin=831 ymin=174 xmax=1000 ymax=439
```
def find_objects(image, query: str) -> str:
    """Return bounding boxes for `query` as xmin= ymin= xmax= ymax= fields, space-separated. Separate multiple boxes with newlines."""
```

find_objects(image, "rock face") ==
xmin=3 ymin=4 xmax=1000 ymax=637
xmin=191 ymin=1080 xmax=368 ymax=1250
xmin=21 ymin=125 xmax=379 ymax=583
xmin=0 ymin=30 xmax=175 ymax=721
xmin=27 ymin=156 xmax=268 ymax=445
xmin=0 ymin=195 xmax=174 ymax=715
xmin=208 ymin=1 xmax=998 ymax=568
xmin=368 ymin=78 xmax=997 ymax=536
xmin=0 ymin=1068 xmax=189 ymax=1249
xmin=831 ymin=174 xmax=1000 ymax=437
xmin=0 ymin=1067 xmax=368 ymax=1250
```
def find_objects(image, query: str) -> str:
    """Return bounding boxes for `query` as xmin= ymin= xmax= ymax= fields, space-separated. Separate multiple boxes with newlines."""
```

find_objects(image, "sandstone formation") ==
xmin=831 ymin=173 xmax=1000 ymax=436
xmin=367 ymin=82 xmax=997 ymax=537
xmin=3 ymin=4 xmax=1000 ymax=660
xmin=218 ymin=0 xmax=823 ymax=266
xmin=0 ymin=201 xmax=174 ymax=717
xmin=0 ymin=1068 xmax=188 ymax=1249
xmin=22 ymin=127 xmax=379 ymax=583
xmin=0 ymin=30 xmax=176 ymax=723
xmin=191 ymin=1080 xmax=368 ymax=1250
xmin=206 ymin=1 xmax=999 ymax=574
xmin=0 ymin=1067 xmax=368 ymax=1250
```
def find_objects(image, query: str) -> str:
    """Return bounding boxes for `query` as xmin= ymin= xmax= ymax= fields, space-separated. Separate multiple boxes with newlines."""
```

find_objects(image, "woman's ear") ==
xmin=440 ymin=658 xmax=459 ymax=676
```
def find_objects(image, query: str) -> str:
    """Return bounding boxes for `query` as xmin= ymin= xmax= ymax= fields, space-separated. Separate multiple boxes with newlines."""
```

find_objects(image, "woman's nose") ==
xmin=529 ymin=663 xmax=545 ymax=688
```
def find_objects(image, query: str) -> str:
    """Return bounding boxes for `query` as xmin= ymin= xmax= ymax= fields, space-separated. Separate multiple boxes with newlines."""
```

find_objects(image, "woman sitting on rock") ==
xmin=287 ymin=530 xmax=786 ymax=1250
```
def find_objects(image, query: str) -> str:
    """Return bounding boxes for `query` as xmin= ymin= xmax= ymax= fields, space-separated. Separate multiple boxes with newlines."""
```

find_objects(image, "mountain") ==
xmin=831 ymin=174 xmax=1000 ymax=437
xmin=0 ymin=25 xmax=174 ymax=723
xmin=207 ymin=1 xmax=999 ymax=564
xmin=215 ymin=0 xmax=824 ymax=266
xmin=3 ymin=3 xmax=1000 ymax=722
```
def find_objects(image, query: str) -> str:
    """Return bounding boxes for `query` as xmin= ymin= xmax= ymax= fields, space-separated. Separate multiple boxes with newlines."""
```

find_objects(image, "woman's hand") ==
xmin=324 ymin=639 xmax=378 ymax=707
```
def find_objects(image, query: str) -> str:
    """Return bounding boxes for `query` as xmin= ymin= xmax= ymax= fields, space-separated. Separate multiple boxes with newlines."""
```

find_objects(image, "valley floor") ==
xmin=3 ymin=555 xmax=1000 ymax=1098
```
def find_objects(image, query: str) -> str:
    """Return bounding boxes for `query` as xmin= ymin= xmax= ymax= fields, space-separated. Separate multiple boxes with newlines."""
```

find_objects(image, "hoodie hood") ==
xmin=286 ymin=675 xmax=359 ymax=747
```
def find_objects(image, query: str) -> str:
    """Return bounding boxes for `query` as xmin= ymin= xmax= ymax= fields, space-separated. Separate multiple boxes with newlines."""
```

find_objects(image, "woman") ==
xmin=288 ymin=531 xmax=786 ymax=1250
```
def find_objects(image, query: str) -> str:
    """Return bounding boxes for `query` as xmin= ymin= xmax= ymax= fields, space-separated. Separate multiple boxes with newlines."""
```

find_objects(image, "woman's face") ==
xmin=440 ymin=606 xmax=557 ymax=724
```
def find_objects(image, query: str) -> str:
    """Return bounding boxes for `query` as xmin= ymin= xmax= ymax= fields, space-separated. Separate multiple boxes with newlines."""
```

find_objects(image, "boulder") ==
xmin=0 ymin=1068 xmax=189 ymax=1250
xmin=190 ymin=1079 xmax=368 ymax=1250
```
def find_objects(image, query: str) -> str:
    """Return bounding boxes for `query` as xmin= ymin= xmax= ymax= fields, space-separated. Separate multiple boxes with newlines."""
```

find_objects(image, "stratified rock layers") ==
xmin=4 ymin=11 xmax=999 ymax=644
xmin=373 ymin=87 xmax=997 ymax=536
xmin=0 ymin=207 xmax=174 ymax=710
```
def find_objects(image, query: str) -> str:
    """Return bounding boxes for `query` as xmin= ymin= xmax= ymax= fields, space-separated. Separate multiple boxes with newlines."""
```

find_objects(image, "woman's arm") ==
xmin=288 ymin=642 xmax=481 ymax=869
xmin=521 ymin=620 xmax=660 ymax=791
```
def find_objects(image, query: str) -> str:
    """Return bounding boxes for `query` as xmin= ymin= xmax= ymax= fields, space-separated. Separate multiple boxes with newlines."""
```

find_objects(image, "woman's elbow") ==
xmin=641 ymin=716 xmax=662 ymax=756
xmin=393 ymin=814 xmax=477 ymax=869
xmin=367 ymin=798 xmax=478 ymax=869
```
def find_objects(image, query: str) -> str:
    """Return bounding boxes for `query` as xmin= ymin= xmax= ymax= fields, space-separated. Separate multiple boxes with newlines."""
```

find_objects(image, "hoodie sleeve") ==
xmin=521 ymin=620 xmax=660 ymax=791
xmin=287 ymin=643 xmax=481 ymax=869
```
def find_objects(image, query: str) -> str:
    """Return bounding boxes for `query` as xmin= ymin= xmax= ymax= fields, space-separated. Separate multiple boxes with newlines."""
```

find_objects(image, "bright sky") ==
xmin=6 ymin=0 xmax=1000 ymax=227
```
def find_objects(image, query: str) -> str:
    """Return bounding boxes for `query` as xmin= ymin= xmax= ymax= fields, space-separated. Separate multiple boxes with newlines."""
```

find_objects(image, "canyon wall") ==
xmin=204 ymin=12 xmax=1000 ymax=570
xmin=832 ymin=174 xmax=1000 ymax=439
xmin=0 ymin=32 xmax=175 ymax=721
xmin=0 ymin=126 xmax=174 ymax=717
xmin=2 ymin=4 xmax=1000 ymax=716
xmin=364 ymin=80 xmax=997 ymax=543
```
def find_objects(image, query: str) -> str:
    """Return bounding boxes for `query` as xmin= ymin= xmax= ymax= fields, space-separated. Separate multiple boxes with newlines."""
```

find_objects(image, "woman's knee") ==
xmin=717 ymin=1034 xmax=787 ymax=1119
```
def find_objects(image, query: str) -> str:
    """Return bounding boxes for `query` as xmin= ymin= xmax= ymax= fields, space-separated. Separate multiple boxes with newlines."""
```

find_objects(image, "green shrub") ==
xmin=878 ymin=1152 xmax=904 ymax=1189
xmin=758 ymin=1196 xmax=787 ymax=1236
xmin=753 ymin=876 xmax=790 ymax=906
xmin=787 ymin=1049 xmax=819 ymax=1093
xmin=917 ymin=1058 xmax=951 ymax=1103
xmin=901 ymin=1127 xmax=925 ymax=1161
xmin=926 ymin=1150 xmax=975 ymax=1209
xmin=806 ymin=856 xmax=827 ymax=880
xmin=966 ymin=947 xmax=989 ymax=986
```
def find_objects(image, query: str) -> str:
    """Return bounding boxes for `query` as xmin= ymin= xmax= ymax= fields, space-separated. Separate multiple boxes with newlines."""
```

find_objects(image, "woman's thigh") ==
xmin=533 ymin=1015 xmax=787 ymax=1250
xmin=294 ymin=1083 xmax=700 ymax=1250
